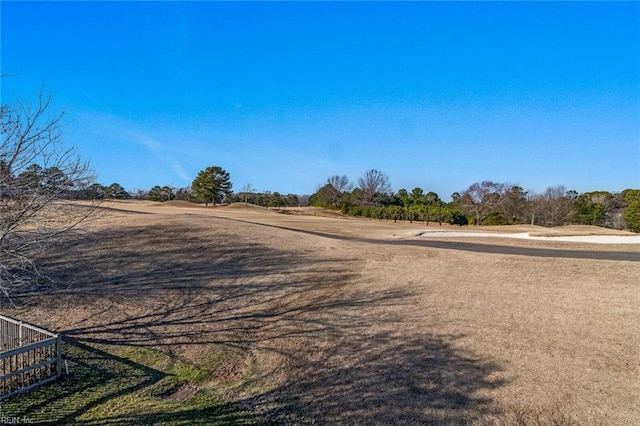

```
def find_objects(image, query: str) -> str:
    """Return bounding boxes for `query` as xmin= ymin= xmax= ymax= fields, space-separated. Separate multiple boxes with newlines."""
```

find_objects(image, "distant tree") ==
xmin=309 ymin=184 xmax=341 ymax=209
xmin=327 ymin=175 xmax=354 ymax=193
xmin=42 ymin=166 xmax=72 ymax=192
xmin=404 ymin=205 xmax=421 ymax=223
xmin=458 ymin=181 xmax=508 ymax=225
xmin=162 ymin=185 xmax=175 ymax=201
xmin=147 ymin=186 xmax=162 ymax=202
xmin=605 ymin=192 xmax=626 ymax=229
xmin=174 ymin=187 xmax=191 ymax=201
xmin=425 ymin=192 xmax=444 ymax=224
xmin=526 ymin=191 xmax=545 ymax=225
xmin=424 ymin=191 xmax=441 ymax=206
xmin=450 ymin=210 xmax=469 ymax=226
xmin=15 ymin=164 xmax=43 ymax=191
xmin=607 ymin=189 xmax=640 ymax=230
xmin=82 ymin=183 xmax=105 ymax=200
xmin=297 ymin=194 xmax=310 ymax=207
xmin=566 ymin=190 xmax=579 ymax=201
xmin=104 ymin=182 xmax=129 ymax=199
xmin=190 ymin=166 xmax=232 ymax=206
xmin=357 ymin=169 xmax=392 ymax=206
xmin=623 ymin=200 xmax=640 ymax=233
xmin=240 ymin=183 xmax=256 ymax=205
xmin=268 ymin=192 xmax=284 ymax=208
xmin=388 ymin=192 xmax=404 ymax=207
xmin=386 ymin=205 xmax=404 ymax=222
xmin=622 ymin=189 xmax=640 ymax=205
xmin=410 ymin=187 xmax=425 ymax=205
xmin=396 ymin=189 xmax=410 ymax=207
xmin=147 ymin=185 xmax=172 ymax=202
xmin=501 ymin=186 xmax=527 ymax=224
xmin=482 ymin=211 xmax=508 ymax=225
xmin=541 ymin=185 xmax=574 ymax=226
xmin=254 ymin=191 xmax=270 ymax=207
xmin=574 ymin=192 xmax=610 ymax=226
xmin=130 ymin=188 xmax=148 ymax=200
xmin=284 ymin=194 xmax=299 ymax=207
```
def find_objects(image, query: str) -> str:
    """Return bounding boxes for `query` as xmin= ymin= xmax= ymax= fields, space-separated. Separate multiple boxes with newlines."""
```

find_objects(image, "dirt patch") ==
xmin=161 ymin=383 xmax=199 ymax=402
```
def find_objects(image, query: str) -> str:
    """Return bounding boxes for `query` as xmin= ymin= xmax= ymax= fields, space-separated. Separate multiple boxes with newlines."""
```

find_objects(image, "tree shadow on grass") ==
xmin=8 ymin=215 xmax=507 ymax=424
xmin=242 ymin=331 xmax=505 ymax=425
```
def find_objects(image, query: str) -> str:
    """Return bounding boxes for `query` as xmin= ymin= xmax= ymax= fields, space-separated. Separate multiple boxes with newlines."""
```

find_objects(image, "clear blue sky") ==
xmin=2 ymin=1 xmax=639 ymax=199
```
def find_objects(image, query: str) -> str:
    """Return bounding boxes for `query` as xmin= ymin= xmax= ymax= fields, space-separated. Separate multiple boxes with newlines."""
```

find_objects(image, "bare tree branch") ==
xmin=326 ymin=175 xmax=353 ymax=193
xmin=1 ymin=89 xmax=98 ymax=302
xmin=357 ymin=169 xmax=391 ymax=206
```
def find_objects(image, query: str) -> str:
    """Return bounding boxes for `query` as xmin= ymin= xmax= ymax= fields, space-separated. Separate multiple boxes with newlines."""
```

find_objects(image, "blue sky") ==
xmin=2 ymin=1 xmax=639 ymax=199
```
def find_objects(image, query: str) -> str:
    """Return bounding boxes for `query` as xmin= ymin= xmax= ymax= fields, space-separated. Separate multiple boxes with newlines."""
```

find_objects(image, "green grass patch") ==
xmin=0 ymin=339 xmax=259 ymax=425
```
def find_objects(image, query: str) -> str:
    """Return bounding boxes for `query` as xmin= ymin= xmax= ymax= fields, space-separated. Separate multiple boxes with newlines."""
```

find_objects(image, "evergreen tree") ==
xmin=104 ymin=182 xmax=129 ymax=199
xmin=623 ymin=200 xmax=640 ymax=233
xmin=191 ymin=166 xmax=232 ymax=206
xmin=148 ymin=185 xmax=170 ymax=202
xmin=309 ymin=184 xmax=341 ymax=209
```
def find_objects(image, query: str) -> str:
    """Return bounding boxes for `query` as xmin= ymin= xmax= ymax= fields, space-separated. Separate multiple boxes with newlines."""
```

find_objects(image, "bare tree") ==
xmin=526 ymin=191 xmax=545 ymax=225
xmin=357 ymin=169 xmax=392 ymax=206
xmin=240 ymin=183 xmax=256 ymax=205
xmin=326 ymin=175 xmax=353 ymax=193
xmin=458 ymin=181 xmax=508 ymax=225
xmin=1 ymin=91 xmax=96 ymax=301
xmin=542 ymin=185 xmax=574 ymax=226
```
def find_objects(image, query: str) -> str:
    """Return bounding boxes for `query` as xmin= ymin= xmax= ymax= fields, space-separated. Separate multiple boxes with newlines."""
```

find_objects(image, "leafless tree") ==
xmin=525 ymin=191 xmax=545 ymax=225
xmin=240 ymin=183 xmax=256 ymax=205
xmin=326 ymin=175 xmax=353 ymax=193
xmin=131 ymin=188 xmax=148 ymax=200
xmin=1 ymin=91 xmax=96 ymax=302
xmin=542 ymin=185 xmax=574 ymax=226
xmin=458 ymin=181 xmax=508 ymax=225
xmin=357 ymin=169 xmax=391 ymax=206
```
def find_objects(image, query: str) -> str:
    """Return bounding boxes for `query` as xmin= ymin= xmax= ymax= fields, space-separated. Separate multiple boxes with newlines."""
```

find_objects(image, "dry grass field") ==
xmin=4 ymin=200 xmax=639 ymax=424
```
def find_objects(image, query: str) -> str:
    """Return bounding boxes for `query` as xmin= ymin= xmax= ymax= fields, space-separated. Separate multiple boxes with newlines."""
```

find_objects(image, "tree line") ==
xmin=68 ymin=167 xmax=640 ymax=233
xmin=307 ymin=171 xmax=640 ymax=232
xmin=75 ymin=166 xmax=302 ymax=209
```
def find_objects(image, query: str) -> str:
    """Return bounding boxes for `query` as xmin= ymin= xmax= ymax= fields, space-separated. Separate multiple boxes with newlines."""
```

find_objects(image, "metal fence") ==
xmin=0 ymin=314 xmax=61 ymax=400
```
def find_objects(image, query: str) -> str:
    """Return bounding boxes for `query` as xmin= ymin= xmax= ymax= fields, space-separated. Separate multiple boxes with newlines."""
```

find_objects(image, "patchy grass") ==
xmin=0 ymin=338 xmax=257 ymax=425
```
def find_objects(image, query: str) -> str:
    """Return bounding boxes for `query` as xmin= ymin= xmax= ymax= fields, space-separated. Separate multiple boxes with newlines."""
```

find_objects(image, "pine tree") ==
xmin=190 ymin=166 xmax=232 ymax=206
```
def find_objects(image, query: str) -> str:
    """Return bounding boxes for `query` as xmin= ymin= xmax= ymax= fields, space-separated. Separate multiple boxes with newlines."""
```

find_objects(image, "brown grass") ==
xmin=6 ymin=201 xmax=639 ymax=424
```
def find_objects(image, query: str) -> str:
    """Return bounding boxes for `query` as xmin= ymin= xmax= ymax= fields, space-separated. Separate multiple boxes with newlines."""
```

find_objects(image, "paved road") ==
xmin=219 ymin=217 xmax=640 ymax=263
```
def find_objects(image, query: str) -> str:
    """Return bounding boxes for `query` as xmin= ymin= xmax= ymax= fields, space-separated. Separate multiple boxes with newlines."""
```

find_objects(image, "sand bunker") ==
xmin=415 ymin=231 xmax=640 ymax=244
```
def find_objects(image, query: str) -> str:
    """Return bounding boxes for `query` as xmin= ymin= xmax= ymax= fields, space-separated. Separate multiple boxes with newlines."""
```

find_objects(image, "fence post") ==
xmin=56 ymin=336 xmax=62 ymax=378
xmin=19 ymin=322 xmax=24 ymax=388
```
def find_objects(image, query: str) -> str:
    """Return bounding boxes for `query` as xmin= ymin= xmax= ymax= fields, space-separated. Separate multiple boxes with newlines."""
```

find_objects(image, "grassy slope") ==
xmin=2 ymin=340 xmax=255 ymax=425
xmin=2 ymin=203 xmax=639 ymax=424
